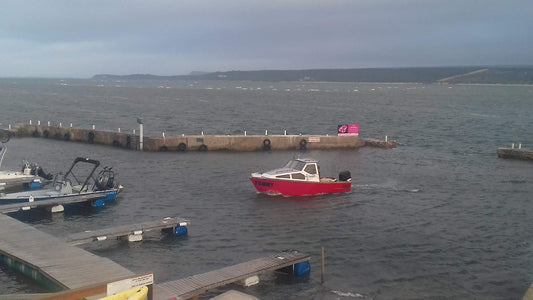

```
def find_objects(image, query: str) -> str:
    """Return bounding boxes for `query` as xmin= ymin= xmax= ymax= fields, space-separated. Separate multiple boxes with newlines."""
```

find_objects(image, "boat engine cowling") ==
xmin=339 ymin=170 xmax=351 ymax=182
xmin=94 ymin=167 xmax=115 ymax=190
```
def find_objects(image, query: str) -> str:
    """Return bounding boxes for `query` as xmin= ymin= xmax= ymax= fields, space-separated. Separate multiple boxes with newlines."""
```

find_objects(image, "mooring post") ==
xmin=284 ymin=130 xmax=287 ymax=135
xmin=137 ymin=118 xmax=144 ymax=151
xmin=519 ymin=143 xmax=522 ymax=149
xmin=321 ymin=247 xmax=325 ymax=284
xmin=118 ymin=128 xmax=121 ymax=133
xmin=512 ymin=143 xmax=515 ymax=149
xmin=8 ymin=124 xmax=11 ymax=130
xmin=244 ymin=131 xmax=247 ymax=136
xmin=47 ymin=121 xmax=50 ymax=126
xmin=70 ymin=123 xmax=73 ymax=128
xmin=59 ymin=122 xmax=62 ymax=127
xmin=385 ymin=135 xmax=388 ymax=142
xmin=37 ymin=120 xmax=40 ymax=126
xmin=29 ymin=120 xmax=32 ymax=125
xmin=265 ymin=130 xmax=268 ymax=135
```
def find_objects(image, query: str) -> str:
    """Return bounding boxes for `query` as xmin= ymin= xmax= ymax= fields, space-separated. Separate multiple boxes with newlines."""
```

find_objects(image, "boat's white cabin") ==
xmin=255 ymin=158 xmax=321 ymax=182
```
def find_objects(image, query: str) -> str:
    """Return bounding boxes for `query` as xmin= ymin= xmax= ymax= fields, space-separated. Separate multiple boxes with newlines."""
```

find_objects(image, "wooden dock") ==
xmin=154 ymin=250 xmax=311 ymax=300
xmin=66 ymin=217 xmax=189 ymax=245
xmin=0 ymin=213 xmax=134 ymax=291
xmin=0 ymin=211 xmax=308 ymax=300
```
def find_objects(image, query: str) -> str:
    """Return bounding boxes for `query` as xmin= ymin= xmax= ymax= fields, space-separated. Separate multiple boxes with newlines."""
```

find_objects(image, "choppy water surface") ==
xmin=0 ymin=79 xmax=532 ymax=299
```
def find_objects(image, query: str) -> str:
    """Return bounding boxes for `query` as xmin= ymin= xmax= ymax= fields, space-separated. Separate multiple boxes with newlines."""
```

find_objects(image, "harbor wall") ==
xmin=7 ymin=124 xmax=396 ymax=151
xmin=497 ymin=148 xmax=533 ymax=161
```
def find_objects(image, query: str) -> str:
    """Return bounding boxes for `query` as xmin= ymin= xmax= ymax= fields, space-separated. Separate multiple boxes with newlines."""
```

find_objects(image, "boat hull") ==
xmin=0 ymin=189 xmax=119 ymax=206
xmin=250 ymin=177 xmax=351 ymax=196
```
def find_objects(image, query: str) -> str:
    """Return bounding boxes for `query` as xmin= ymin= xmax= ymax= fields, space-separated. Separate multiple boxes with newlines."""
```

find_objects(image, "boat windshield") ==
xmin=284 ymin=160 xmax=306 ymax=171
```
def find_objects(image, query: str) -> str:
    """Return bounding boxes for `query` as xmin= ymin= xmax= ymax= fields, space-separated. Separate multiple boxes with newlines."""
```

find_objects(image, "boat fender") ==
xmin=0 ymin=130 xmax=10 ymax=143
xmin=199 ymin=144 xmax=208 ymax=151
xmin=339 ymin=170 xmax=351 ymax=182
xmin=88 ymin=131 xmax=95 ymax=143
xmin=63 ymin=132 xmax=71 ymax=141
xmin=174 ymin=226 xmax=188 ymax=236
xmin=177 ymin=142 xmax=187 ymax=151
xmin=43 ymin=130 xmax=49 ymax=139
xmin=299 ymin=139 xmax=307 ymax=150
xmin=263 ymin=139 xmax=271 ymax=151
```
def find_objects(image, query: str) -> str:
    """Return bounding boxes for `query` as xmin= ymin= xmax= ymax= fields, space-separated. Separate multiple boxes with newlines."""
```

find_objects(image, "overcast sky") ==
xmin=1 ymin=0 xmax=532 ymax=78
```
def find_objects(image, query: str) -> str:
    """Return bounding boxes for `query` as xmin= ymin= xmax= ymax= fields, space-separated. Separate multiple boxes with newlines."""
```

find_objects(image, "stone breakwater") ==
xmin=5 ymin=124 xmax=396 ymax=151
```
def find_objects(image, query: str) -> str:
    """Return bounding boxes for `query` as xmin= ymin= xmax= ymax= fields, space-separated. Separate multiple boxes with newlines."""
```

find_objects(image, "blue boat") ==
xmin=0 ymin=157 xmax=122 ymax=207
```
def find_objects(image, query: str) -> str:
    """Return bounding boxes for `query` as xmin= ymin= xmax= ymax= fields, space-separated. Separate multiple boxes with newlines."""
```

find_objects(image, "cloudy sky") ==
xmin=1 ymin=0 xmax=532 ymax=78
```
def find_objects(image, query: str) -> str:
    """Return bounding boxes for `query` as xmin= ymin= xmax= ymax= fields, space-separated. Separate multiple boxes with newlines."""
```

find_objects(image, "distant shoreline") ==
xmin=93 ymin=66 xmax=533 ymax=85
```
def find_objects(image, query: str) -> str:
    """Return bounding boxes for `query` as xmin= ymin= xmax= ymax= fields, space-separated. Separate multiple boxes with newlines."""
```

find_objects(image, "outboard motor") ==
xmin=339 ymin=170 xmax=352 ymax=182
xmin=36 ymin=166 xmax=54 ymax=180
xmin=95 ymin=167 xmax=115 ymax=190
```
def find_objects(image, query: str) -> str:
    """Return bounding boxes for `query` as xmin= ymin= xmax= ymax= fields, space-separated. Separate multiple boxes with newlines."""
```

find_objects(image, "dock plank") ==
xmin=0 ymin=213 xmax=133 ymax=290
xmin=155 ymin=251 xmax=310 ymax=299
xmin=66 ymin=217 xmax=189 ymax=245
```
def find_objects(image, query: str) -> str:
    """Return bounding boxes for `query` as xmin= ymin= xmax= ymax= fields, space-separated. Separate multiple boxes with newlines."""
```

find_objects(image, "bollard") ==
xmin=47 ymin=121 xmax=50 ymax=126
xmin=133 ymin=129 xmax=136 ymax=134
xmin=244 ymin=131 xmax=247 ymax=136
xmin=138 ymin=118 xmax=143 ymax=151
xmin=8 ymin=124 xmax=11 ymax=130
xmin=118 ymin=128 xmax=121 ymax=133
xmin=59 ymin=122 xmax=62 ymax=127
xmin=512 ymin=143 xmax=515 ymax=149
xmin=70 ymin=123 xmax=73 ymax=127
xmin=265 ymin=130 xmax=268 ymax=135
xmin=201 ymin=131 xmax=204 ymax=136
xmin=385 ymin=135 xmax=388 ymax=142
xmin=182 ymin=134 xmax=184 ymax=137
xmin=29 ymin=120 xmax=32 ymax=125
xmin=284 ymin=130 xmax=287 ymax=135
xmin=92 ymin=124 xmax=95 ymax=130
xmin=519 ymin=143 xmax=522 ymax=149
xmin=37 ymin=120 xmax=40 ymax=125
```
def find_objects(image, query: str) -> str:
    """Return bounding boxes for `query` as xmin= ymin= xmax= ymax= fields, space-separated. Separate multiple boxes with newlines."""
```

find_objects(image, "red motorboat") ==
xmin=250 ymin=158 xmax=351 ymax=196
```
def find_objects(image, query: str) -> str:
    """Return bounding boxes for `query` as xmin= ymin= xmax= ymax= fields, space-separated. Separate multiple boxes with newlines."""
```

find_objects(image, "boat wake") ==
xmin=355 ymin=183 xmax=421 ymax=193
xmin=331 ymin=290 xmax=368 ymax=298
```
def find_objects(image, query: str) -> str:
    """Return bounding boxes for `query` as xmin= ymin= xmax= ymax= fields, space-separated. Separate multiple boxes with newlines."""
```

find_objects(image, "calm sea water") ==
xmin=0 ymin=79 xmax=532 ymax=299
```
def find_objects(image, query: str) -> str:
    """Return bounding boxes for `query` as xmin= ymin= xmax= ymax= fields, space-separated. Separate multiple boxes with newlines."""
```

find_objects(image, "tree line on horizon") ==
xmin=93 ymin=66 xmax=533 ymax=84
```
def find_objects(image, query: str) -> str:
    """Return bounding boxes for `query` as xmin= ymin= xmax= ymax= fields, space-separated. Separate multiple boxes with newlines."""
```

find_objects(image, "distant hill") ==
xmin=92 ymin=66 xmax=533 ymax=84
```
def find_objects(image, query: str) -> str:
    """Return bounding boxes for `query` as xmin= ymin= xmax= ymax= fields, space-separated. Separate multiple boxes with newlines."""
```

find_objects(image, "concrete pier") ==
xmin=497 ymin=148 xmax=533 ymax=161
xmin=7 ymin=124 xmax=397 ymax=151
